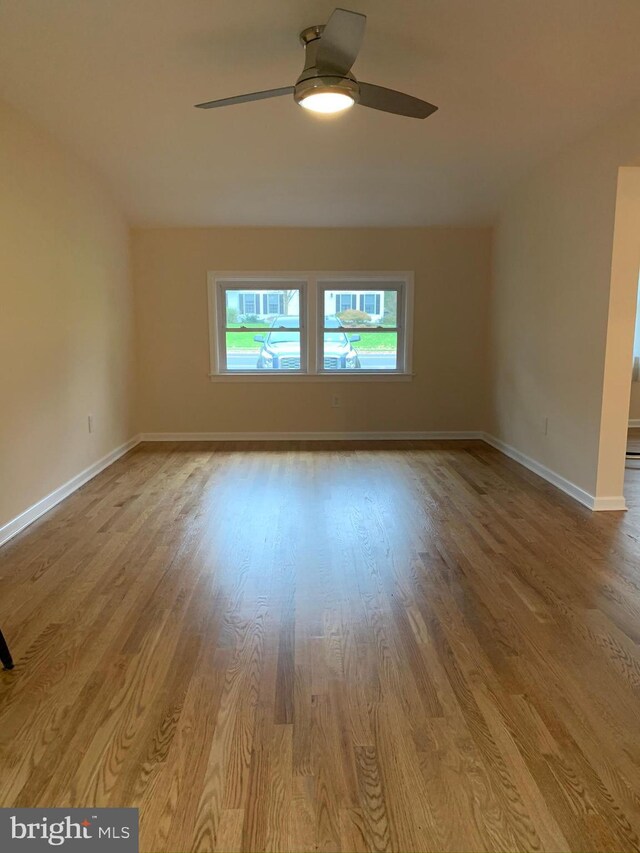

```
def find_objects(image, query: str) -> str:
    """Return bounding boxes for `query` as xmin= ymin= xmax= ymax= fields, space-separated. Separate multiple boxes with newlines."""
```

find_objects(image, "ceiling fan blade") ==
xmin=195 ymin=86 xmax=294 ymax=109
xmin=315 ymin=8 xmax=366 ymax=76
xmin=358 ymin=82 xmax=438 ymax=119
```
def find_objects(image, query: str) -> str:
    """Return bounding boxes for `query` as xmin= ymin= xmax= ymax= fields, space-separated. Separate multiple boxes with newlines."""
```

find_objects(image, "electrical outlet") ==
xmin=331 ymin=395 xmax=341 ymax=408
xmin=88 ymin=414 xmax=94 ymax=434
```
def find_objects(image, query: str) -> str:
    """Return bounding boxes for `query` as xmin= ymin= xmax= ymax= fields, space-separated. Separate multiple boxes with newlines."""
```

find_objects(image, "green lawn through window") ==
xmin=226 ymin=330 xmax=396 ymax=351
xmin=227 ymin=323 xmax=396 ymax=352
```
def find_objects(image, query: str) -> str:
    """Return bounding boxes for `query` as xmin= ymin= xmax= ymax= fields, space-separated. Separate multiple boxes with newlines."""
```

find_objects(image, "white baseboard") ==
xmin=629 ymin=419 xmax=640 ymax=428
xmin=130 ymin=431 xmax=627 ymax=511
xmin=0 ymin=435 xmax=142 ymax=549
xmin=0 ymin=428 xmax=628 ymax=549
xmin=139 ymin=430 xmax=484 ymax=442
xmin=481 ymin=433 xmax=626 ymax=512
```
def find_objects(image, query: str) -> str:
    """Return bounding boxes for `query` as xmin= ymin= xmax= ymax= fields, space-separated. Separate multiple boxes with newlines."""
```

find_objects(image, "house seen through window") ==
xmin=211 ymin=274 xmax=412 ymax=376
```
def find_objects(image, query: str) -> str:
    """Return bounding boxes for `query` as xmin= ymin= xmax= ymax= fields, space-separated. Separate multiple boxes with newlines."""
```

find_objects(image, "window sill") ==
xmin=208 ymin=372 xmax=414 ymax=383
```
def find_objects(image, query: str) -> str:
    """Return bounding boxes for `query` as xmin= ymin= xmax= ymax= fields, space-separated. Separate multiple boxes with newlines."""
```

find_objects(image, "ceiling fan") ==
xmin=195 ymin=7 xmax=438 ymax=119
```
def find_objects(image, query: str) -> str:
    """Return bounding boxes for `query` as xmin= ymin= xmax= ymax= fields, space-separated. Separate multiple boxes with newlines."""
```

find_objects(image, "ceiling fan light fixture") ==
xmin=298 ymin=90 xmax=355 ymax=113
xmin=194 ymin=8 xmax=438 ymax=120
xmin=294 ymin=76 xmax=359 ymax=115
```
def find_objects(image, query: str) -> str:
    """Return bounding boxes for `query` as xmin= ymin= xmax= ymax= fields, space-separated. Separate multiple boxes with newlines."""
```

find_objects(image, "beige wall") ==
xmin=0 ymin=99 xmax=136 ymax=530
xmin=132 ymin=227 xmax=491 ymax=435
xmin=489 ymin=101 xmax=640 ymax=499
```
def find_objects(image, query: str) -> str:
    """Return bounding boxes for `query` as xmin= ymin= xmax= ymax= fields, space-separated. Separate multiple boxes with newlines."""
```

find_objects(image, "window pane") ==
xmin=225 ymin=329 xmax=302 ymax=371
xmin=322 ymin=287 xmax=398 ymax=328
xmin=322 ymin=331 xmax=398 ymax=371
xmin=224 ymin=286 xmax=301 ymax=328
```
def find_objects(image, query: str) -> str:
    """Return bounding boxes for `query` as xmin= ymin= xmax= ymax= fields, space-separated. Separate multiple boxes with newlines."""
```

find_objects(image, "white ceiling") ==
xmin=1 ymin=0 xmax=640 ymax=227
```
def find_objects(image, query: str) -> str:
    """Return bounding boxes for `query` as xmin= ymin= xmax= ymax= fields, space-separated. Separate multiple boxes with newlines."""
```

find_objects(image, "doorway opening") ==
xmin=626 ymin=278 xmax=640 ymax=479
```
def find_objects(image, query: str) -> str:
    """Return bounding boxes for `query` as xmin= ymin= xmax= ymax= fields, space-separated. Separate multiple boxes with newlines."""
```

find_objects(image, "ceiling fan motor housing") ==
xmin=295 ymin=24 xmax=360 ymax=106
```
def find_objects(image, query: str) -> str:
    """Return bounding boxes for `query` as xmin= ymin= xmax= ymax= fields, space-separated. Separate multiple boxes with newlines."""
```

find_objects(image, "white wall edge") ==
xmin=139 ymin=431 xmax=485 ymax=442
xmin=629 ymin=419 xmax=640 ymax=427
xmin=0 ymin=435 xmax=142 ymax=549
xmin=482 ymin=433 xmax=627 ymax=512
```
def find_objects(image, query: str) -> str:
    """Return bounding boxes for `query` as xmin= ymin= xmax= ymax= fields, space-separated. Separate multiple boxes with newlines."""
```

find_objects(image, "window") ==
xmin=360 ymin=293 xmax=381 ymax=315
xmin=336 ymin=293 xmax=357 ymax=312
xmin=265 ymin=293 xmax=285 ymax=315
xmin=209 ymin=273 xmax=413 ymax=379
xmin=238 ymin=292 xmax=259 ymax=315
xmin=319 ymin=282 xmax=403 ymax=373
xmin=215 ymin=281 xmax=305 ymax=372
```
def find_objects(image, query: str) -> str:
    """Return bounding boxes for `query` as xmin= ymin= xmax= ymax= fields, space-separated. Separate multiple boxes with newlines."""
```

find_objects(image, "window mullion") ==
xmin=307 ymin=276 xmax=317 ymax=374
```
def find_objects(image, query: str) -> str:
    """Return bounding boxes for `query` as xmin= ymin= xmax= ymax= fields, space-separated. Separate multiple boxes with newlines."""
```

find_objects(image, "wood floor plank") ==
xmin=1 ymin=439 xmax=640 ymax=852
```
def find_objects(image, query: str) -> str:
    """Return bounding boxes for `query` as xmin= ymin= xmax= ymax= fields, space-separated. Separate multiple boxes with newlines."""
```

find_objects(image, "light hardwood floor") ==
xmin=1 ymin=440 xmax=639 ymax=852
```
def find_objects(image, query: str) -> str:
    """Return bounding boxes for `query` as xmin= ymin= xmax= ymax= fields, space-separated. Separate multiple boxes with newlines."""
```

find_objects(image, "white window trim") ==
xmin=208 ymin=271 xmax=414 ymax=382
xmin=315 ymin=277 xmax=409 ymax=376
xmin=211 ymin=274 xmax=307 ymax=375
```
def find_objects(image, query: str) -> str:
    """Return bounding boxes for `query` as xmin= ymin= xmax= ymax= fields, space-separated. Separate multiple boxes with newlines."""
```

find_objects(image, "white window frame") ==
xmin=208 ymin=271 xmax=414 ymax=382
xmin=211 ymin=275 xmax=307 ymax=376
xmin=316 ymin=277 xmax=408 ymax=375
